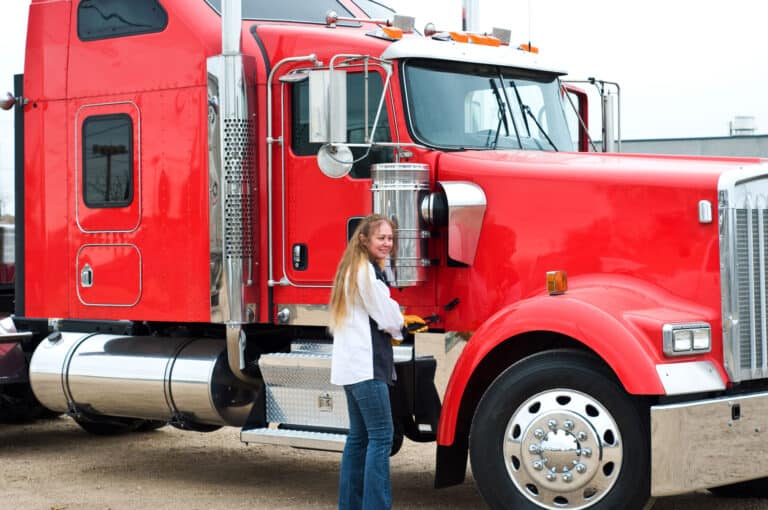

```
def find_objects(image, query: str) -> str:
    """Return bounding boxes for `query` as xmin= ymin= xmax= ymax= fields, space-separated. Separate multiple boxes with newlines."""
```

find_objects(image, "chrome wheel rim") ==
xmin=502 ymin=389 xmax=623 ymax=509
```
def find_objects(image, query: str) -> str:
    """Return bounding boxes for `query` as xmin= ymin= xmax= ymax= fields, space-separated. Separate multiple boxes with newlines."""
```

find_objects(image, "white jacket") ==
xmin=330 ymin=262 xmax=404 ymax=386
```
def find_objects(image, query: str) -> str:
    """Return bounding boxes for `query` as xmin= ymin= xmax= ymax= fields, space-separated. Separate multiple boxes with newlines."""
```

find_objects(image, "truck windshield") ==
xmin=403 ymin=59 xmax=575 ymax=152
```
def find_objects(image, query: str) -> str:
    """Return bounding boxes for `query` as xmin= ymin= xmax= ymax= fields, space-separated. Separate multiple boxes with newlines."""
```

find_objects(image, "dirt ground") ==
xmin=0 ymin=416 xmax=767 ymax=510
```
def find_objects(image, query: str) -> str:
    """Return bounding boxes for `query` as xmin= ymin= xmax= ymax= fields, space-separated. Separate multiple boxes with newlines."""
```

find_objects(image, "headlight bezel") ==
xmin=662 ymin=323 xmax=711 ymax=357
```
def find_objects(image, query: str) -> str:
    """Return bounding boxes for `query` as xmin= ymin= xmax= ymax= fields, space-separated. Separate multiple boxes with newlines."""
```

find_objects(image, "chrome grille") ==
xmin=721 ymin=169 xmax=768 ymax=382
xmin=734 ymin=209 xmax=767 ymax=372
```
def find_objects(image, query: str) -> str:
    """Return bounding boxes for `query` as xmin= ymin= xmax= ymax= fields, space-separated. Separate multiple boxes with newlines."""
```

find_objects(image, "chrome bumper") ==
xmin=651 ymin=390 xmax=768 ymax=496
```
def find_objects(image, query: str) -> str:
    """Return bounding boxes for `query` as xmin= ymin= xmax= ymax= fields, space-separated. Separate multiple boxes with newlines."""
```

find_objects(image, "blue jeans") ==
xmin=338 ymin=379 xmax=393 ymax=510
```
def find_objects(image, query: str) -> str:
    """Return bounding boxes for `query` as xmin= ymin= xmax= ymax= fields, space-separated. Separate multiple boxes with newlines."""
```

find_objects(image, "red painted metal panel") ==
xmin=74 ymin=102 xmax=141 ymax=233
xmin=76 ymin=244 xmax=141 ymax=306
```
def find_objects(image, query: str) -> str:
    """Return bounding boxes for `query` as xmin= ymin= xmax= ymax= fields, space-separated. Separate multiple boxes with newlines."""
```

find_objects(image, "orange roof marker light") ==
xmin=449 ymin=31 xmax=469 ymax=43
xmin=381 ymin=25 xmax=403 ymax=40
xmin=468 ymin=33 xmax=501 ymax=47
xmin=519 ymin=43 xmax=539 ymax=54
xmin=362 ymin=13 xmax=414 ymax=41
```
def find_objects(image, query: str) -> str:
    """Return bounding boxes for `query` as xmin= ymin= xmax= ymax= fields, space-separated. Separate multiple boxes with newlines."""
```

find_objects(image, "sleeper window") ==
xmin=78 ymin=0 xmax=168 ymax=41
xmin=82 ymin=114 xmax=134 ymax=208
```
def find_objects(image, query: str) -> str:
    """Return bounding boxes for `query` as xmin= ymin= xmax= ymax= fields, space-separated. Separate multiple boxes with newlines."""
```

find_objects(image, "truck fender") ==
xmin=437 ymin=287 xmax=674 ymax=447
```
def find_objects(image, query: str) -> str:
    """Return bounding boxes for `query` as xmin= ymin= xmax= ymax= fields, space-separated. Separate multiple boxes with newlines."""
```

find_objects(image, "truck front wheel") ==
xmin=469 ymin=350 xmax=650 ymax=510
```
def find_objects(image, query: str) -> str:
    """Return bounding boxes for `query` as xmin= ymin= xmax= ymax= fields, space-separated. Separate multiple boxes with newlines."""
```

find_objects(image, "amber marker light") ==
xmin=381 ymin=26 xmax=403 ymax=40
xmin=519 ymin=43 xmax=539 ymax=54
xmin=449 ymin=31 xmax=470 ymax=43
xmin=468 ymin=34 xmax=501 ymax=46
xmin=546 ymin=271 xmax=568 ymax=295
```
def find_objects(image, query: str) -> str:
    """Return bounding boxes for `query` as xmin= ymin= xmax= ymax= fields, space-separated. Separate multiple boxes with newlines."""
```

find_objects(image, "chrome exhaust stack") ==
xmin=29 ymin=332 xmax=257 ymax=428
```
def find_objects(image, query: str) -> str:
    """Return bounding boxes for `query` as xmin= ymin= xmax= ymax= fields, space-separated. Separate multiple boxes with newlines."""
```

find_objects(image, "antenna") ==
xmin=528 ymin=0 xmax=532 ymax=52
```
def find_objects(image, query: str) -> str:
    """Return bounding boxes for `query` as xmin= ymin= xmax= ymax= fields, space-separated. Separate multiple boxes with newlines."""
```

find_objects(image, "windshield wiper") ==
xmin=488 ymin=79 xmax=509 ymax=149
xmin=508 ymin=79 xmax=559 ymax=152
xmin=523 ymin=105 xmax=559 ymax=151
xmin=496 ymin=73 xmax=522 ymax=149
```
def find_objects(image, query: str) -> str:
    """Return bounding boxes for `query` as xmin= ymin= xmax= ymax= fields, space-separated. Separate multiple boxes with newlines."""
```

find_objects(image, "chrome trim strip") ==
xmin=654 ymin=361 xmax=724 ymax=395
xmin=651 ymin=391 xmax=768 ymax=496
xmin=275 ymin=304 xmax=331 ymax=326
xmin=74 ymin=101 xmax=142 ymax=234
xmin=438 ymin=181 xmax=487 ymax=265
xmin=240 ymin=427 xmax=347 ymax=452
xmin=74 ymin=243 xmax=142 ymax=307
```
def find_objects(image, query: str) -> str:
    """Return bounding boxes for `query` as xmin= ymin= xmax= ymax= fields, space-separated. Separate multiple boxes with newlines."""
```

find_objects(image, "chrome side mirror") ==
xmin=308 ymin=69 xmax=347 ymax=144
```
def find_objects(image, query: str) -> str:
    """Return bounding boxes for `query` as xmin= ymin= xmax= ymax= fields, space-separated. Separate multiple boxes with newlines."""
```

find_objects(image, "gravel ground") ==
xmin=1 ymin=416 xmax=767 ymax=509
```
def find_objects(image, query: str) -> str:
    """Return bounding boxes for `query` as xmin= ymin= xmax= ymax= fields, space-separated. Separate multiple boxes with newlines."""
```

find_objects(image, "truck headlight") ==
xmin=663 ymin=323 xmax=711 ymax=356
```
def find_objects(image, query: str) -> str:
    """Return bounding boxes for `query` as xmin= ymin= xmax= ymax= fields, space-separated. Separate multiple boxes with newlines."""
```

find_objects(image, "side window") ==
xmin=82 ymin=114 xmax=133 ymax=208
xmin=78 ymin=0 xmax=168 ymax=41
xmin=292 ymin=72 xmax=394 ymax=178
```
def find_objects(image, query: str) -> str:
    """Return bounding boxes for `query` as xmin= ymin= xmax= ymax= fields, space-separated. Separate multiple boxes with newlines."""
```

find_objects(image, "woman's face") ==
xmin=365 ymin=221 xmax=394 ymax=263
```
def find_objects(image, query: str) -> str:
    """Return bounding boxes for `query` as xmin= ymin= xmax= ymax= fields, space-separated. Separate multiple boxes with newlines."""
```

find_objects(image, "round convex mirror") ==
xmin=317 ymin=143 xmax=353 ymax=178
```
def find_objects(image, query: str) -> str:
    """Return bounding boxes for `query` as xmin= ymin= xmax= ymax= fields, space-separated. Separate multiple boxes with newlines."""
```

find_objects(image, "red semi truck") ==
xmin=3 ymin=1 xmax=768 ymax=508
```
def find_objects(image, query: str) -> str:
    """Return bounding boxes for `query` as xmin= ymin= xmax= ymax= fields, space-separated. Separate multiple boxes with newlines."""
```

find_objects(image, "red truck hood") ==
xmin=435 ymin=149 xmax=766 ymax=191
xmin=429 ymin=148 xmax=768 ymax=333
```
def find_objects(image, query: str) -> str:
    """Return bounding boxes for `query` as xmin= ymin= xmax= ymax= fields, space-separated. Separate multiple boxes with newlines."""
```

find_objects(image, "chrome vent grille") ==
xmin=721 ymin=170 xmax=768 ymax=382
xmin=734 ymin=209 xmax=768 ymax=374
xmin=223 ymin=118 xmax=254 ymax=260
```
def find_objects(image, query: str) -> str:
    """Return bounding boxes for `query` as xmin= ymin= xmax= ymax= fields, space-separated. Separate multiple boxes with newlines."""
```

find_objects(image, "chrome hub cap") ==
xmin=502 ymin=390 xmax=623 ymax=509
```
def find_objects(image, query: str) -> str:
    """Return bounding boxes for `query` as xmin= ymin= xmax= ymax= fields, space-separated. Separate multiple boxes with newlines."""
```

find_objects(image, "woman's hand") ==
xmin=403 ymin=314 xmax=429 ymax=334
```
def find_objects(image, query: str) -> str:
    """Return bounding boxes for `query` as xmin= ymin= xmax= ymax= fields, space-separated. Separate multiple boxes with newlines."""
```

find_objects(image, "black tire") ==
xmin=709 ymin=478 xmax=768 ymax=498
xmin=74 ymin=416 xmax=145 ymax=435
xmin=135 ymin=420 xmax=168 ymax=432
xmin=0 ymin=384 xmax=59 ymax=423
xmin=469 ymin=350 xmax=650 ymax=510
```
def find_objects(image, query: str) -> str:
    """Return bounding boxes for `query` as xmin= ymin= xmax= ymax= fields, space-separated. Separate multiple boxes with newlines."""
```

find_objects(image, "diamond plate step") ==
xmin=241 ymin=427 xmax=347 ymax=452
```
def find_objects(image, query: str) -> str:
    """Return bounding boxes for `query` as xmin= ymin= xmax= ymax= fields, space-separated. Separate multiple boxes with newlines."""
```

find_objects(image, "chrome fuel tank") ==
xmin=29 ymin=332 xmax=256 ymax=427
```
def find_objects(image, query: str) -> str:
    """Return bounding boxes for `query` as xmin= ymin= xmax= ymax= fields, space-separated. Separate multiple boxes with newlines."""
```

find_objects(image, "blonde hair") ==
xmin=329 ymin=214 xmax=397 ymax=332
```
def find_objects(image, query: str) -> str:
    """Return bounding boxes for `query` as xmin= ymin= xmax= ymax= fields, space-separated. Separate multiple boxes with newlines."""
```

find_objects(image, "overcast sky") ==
xmin=2 ymin=0 xmax=767 ymax=211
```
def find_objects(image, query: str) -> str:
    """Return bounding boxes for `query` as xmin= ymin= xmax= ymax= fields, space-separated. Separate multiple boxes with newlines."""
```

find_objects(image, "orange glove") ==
xmin=403 ymin=314 xmax=428 ymax=334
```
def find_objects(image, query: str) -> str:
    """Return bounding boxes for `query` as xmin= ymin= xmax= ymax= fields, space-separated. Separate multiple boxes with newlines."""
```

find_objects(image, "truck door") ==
xmin=73 ymin=103 xmax=142 ymax=308
xmin=280 ymin=71 xmax=394 ymax=285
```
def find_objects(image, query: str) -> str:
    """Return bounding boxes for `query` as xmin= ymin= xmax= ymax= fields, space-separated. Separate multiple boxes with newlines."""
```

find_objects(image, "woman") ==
xmin=329 ymin=214 xmax=404 ymax=510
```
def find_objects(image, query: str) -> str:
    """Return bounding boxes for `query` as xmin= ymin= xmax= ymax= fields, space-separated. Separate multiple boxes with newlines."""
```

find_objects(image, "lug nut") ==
xmin=563 ymin=420 xmax=574 ymax=430
xmin=581 ymin=448 xmax=592 ymax=458
xmin=532 ymin=460 xmax=544 ymax=471
xmin=562 ymin=472 xmax=573 ymax=483
xmin=546 ymin=471 xmax=557 ymax=481
xmin=529 ymin=444 xmax=541 ymax=454
xmin=577 ymin=431 xmax=588 ymax=441
xmin=534 ymin=428 xmax=546 ymax=439
xmin=547 ymin=419 xmax=558 ymax=430
xmin=575 ymin=463 xmax=587 ymax=474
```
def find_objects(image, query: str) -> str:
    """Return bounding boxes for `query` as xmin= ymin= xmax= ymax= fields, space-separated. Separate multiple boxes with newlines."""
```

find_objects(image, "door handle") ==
xmin=81 ymin=263 xmax=94 ymax=288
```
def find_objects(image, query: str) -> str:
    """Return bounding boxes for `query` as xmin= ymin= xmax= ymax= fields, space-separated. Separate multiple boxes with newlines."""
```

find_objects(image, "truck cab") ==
xmin=4 ymin=2 xmax=768 ymax=509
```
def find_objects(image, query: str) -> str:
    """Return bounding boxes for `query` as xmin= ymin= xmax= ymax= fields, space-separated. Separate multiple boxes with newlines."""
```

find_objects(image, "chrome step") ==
xmin=241 ymin=427 xmax=346 ymax=452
